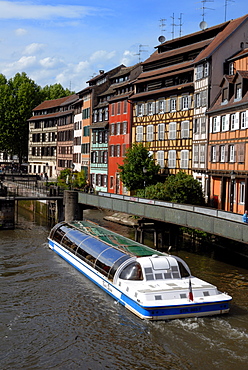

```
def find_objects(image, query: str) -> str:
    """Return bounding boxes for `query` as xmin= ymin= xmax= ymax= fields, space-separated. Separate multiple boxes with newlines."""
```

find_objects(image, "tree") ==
xmin=41 ymin=83 xmax=73 ymax=100
xmin=0 ymin=72 xmax=42 ymax=163
xmin=165 ymin=171 xmax=205 ymax=205
xmin=137 ymin=171 xmax=205 ymax=205
xmin=118 ymin=143 xmax=160 ymax=191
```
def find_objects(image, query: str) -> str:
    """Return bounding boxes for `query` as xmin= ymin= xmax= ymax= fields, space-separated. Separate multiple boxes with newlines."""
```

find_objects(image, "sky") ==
xmin=0 ymin=0 xmax=247 ymax=92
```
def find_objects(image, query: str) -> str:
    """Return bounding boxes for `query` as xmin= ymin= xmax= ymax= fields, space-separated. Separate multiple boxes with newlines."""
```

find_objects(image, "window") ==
xmin=169 ymin=122 xmax=176 ymax=139
xmin=181 ymin=95 xmax=190 ymax=110
xmin=180 ymin=150 xmax=189 ymax=169
xmin=201 ymin=90 xmax=207 ymax=106
xmin=181 ymin=121 xmax=189 ymax=138
xmin=116 ymin=122 xmax=121 ymax=135
xmin=241 ymin=112 xmax=246 ymax=129
xmin=201 ymin=117 xmax=206 ymax=134
xmin=117 ymin=102 xmax=121 ymax=115
xmin=222 ymin=88 xmax=228 ymax=103
xmin=196 ymin=65 xmax=203 ymax=80
xmin=137 ymin=103 xmax=144 ymax=116
xmin=110 ymin=124 xmax=116 ymax=136
xmin=158 ymin=100 xmax=165 ymax=114
xmin=221 ymin=115 xmax=226 ymax=131
xmin=110 ymin=176 xmax=114 ymax=188
xmin=158 ymin=123 xmax=165 ymax=140
xmin=194 ymin=118 xmax=200 ymax=134
xmin=193 ymin=145 xmax=199 ymax=163
xmin=111 ymin=103 xmax=115 ymax=116
xmin=147 ymin=125 xmax=154 ymax=141
xmin=136 ymin=126 xmax=143 ymax=142
xmin=170 ymin=97 xmax=177 ymax=112
xmin=200 ymin=145 xmax=205 ymax=163
xmin=110 ymin=145 xmax=115 ymax=157
xmin=230 ymin=114 xmax=235 ymax=130
xmin=229 ymin=145 xmax=235 ymax=162
xmin=220 ymin=146 xmax=225 ymax=162
xmin=195 ymin=93 xmax=201 ymax=108
xmin=229 ymin=62 xmax=234 ymax=75
xmin=123 ymin=121 xmax=127 ymax=134
xmin=123 ymin=100 xmax=127 ymax=114
xmin=213 ymin=117 xmax=217 ymax=132
xmin=239 ymin=182 xmax=245 ymax=204
xmin=147 ymin=101 xmax=155 ymax=115
xmin=116 ymin=145 xmax=121 ymax=157
xmin=235 ymin=83 xmax=242 ymax=100
xmin=203 ymin=63 xmax=209 ymax=77
xmin=168 ymin=150 xmax=176 ymax=168
xmin=157 ymin=151 xmax=164 ymax=168
xmin=211 ymin=146 xmax=216 ymax=162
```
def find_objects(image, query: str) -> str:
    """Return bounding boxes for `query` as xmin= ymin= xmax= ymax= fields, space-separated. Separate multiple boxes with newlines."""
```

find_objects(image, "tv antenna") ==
xmin=178 ymin=13 xmax=183 ymax=37
xmin=224 ymin=0 xmax=235 ymax=22
xmin=200 ymin=0 xmax=214 ymax=22
xmin=135 ymin=44 xmax=148 ymax=62
xmin=159 ymin=18 xmax=166 ymax=35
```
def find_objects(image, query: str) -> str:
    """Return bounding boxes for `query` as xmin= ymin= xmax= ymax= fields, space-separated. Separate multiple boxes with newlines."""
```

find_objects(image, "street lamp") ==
xmin=230 ymin=171 xmax=236 ymax=212
xmin=143 ymin=166 xmax=147 ymax=198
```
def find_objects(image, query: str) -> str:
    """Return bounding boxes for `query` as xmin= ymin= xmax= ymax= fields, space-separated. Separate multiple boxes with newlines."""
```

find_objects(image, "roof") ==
xmin=33 ymin=96 xmax=69 ymax=111
xmin=136 ymin=65 xmax=193 ymax=85
xmin=194 ymin=14 xmax=248 ymax=63
xmin=131 ymin=82 xmax=194 ymax=100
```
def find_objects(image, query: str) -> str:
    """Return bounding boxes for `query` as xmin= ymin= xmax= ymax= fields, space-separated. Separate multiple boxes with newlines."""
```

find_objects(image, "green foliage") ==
xmin=57 ymin=169 xmax=87 ymax=190
xmin=164 ymin=171 xmax=205 ymax=205
xmin=0 ymin=72 xmax=41 ymax=163
xmin=0 ymin=73 xmax=74 ymax=163
xmin=118 ymin=143 xmax=160 ymax=191
xmin=40 ymin=83 xmax=73 ymax=100
xmin=137 ymin=171 xmax=205 ymax=206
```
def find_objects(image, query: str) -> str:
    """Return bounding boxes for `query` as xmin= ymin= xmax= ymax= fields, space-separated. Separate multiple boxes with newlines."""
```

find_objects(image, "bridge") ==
xmin=78 ymin=191 xmax=248 ymax=245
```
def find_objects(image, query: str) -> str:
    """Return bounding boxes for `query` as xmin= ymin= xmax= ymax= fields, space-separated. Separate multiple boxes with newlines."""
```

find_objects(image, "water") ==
xmin=1 ymin=208 xmax=248 ymax=370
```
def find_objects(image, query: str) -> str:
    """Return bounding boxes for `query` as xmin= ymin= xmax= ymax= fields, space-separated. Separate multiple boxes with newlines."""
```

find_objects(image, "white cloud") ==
xmin=120 ymin=50 xmax=137 ymax=66
xmin=0 ymin=1 xmax=99 ymax=20
xmin=89 ymin=50 xmax=116 ymax=63
xmin=23 ymin=43 xmax=46 ymax=55
xmin=2 ymin=55 xmax=37 ymax=75
xmin=15 ymin=28 xmax=27 ymax=36
xmin=39 ymin=57 xmax=65 ymax=69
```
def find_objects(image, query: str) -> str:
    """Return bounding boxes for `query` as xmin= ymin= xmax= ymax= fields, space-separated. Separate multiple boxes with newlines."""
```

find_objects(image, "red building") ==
xmin=108 ymin=64 xmax=142 ymax=194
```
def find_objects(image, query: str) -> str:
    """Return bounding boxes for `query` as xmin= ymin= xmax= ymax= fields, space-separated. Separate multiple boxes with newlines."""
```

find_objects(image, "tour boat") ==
xmin=48 ymin=220 xmax=232 ymax=320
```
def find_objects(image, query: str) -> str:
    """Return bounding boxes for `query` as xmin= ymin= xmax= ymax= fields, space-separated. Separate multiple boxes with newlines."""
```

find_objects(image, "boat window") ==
xmin=155 ymin=273 xmax=163 ymax=280
xmin=119 ymin=262 xmax=143 ymax=280
xmin=177 ymin=261 xmax=190 ymax=278
xmin=164 ymin=272 xmax=172 ymax=279
xmin=144 ymin=267 xmax=154 ymax=281
xmin=108 ymin=255 xmax=132 ymax=280
xmin=171 ymin=266 xmax=180 ymax=278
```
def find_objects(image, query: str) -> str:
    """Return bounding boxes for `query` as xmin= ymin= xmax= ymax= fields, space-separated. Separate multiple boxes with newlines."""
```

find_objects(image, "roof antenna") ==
xmin=135 ymin=44 xmax=148 ymax=63
xmin=199 ymin=0 xmax=214 ymax=23
xmin=224 ymin=0 xmax=235 ymax=22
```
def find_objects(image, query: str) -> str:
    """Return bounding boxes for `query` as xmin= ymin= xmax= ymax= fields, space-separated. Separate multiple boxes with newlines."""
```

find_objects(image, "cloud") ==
xmin=2 ymin=55 xmax=37 ymax=75
xmin=15 ymin=28 xmax=27 ymax=36
xmin=120 ymin=50 xmax=137 ymax=66
xmin=39 ymin=57 xmax=65 ymax=69
xmin=89 ymin=50 xmax=116 ymax=63
xmin=23 ymin=43 xmax=46 ymax=55
xmin=0 ymin=1 xmax=100 ymax=20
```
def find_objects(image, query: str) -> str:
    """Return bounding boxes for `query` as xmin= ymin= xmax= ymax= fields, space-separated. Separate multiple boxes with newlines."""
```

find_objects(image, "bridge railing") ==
xmin=98 ymin=191 xmax=243 ymax=224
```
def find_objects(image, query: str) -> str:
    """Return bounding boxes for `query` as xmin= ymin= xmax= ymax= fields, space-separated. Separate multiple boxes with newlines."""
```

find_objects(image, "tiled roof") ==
xmin=131 ymin=82 xmax=194 ymax=100
xmin=194 ymin=14 xmax=248 ymax=63
xmin=142 ymin=39 xmax=213 ymax=66
xmin=136 ymin=67 xmax=193 ymax=85
xmin=33 ymin=96 xmax=69 ymax=111
xmin=227 ymin=48 xmax=248 ymax=62
xmin=136 ymin=61 xmax=193 ymax=82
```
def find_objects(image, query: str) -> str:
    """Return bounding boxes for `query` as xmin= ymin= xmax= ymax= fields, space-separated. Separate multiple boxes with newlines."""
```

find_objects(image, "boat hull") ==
xmin=48 ymin=239 xmax=231 ymax=321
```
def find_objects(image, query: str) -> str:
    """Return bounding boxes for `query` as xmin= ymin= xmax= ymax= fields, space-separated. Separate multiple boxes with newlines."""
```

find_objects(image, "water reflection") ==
xmin=0 ymin=208 xmax=248 ymax=370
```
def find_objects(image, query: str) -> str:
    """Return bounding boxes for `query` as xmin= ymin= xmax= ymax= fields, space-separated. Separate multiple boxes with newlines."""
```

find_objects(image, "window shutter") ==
xmin=209 ymin=117 xmax=212 ymax=133
xmin=156 ymin=101 xmax=159 ymax=114
xmin=225 ymin=114 xmax=230 ymax=131
xmin=188 ymin=95 xmax=192 ymax=109
xmin=235 ymin=112 xmax=239 ymax=130
xmin=216 ymin=116 xmax=220 ymax=132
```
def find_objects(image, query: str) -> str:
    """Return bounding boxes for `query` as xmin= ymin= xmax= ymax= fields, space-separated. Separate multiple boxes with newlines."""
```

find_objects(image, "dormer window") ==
xmin=229 ymin=62 xmax=234 ymax=75
xmin=235 ymin=83 xmax=242 ymax=100
xmin=222 ymin=88 xmax=228 ymax=104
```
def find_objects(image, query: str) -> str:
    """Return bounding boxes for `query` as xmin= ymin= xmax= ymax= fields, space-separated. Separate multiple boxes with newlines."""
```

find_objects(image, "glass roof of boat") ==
xmin=71 ymin=220 xmax=164 ymax=257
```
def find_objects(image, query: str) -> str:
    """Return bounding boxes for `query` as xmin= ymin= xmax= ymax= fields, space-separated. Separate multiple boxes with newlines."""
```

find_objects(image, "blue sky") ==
xmin=0 ymin=0 xmax=247 ymax=92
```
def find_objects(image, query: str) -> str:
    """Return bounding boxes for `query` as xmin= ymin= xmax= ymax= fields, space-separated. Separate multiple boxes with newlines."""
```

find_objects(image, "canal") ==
xmin=1 ymin=208 xmax=248 ymax=370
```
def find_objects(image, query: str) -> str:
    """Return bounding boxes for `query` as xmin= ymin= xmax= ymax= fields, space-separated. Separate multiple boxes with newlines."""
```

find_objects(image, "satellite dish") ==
xmin=200 ymin=21 xmax=208 ymax=30
xmin=158 ymin=35 xmax=166 ymax=43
